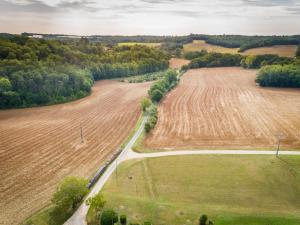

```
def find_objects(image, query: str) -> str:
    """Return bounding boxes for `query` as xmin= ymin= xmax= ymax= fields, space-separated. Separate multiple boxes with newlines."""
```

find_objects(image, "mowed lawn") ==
xmin=102 ymin=155 xmax=300 ymax=225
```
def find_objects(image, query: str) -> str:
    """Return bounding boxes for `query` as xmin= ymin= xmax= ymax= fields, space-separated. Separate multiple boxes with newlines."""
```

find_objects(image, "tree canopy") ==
xmin=0 ymin=35 xmax=169 ymax=108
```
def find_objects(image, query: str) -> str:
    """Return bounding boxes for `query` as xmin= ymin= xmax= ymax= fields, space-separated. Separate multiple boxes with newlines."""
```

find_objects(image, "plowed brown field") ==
xmin=0 ymin=80 xmax=150 ymax=225
xmin=144 ymin=67 xmax=300 ymax=150
xmin=169 ymin=58 xmax=190 ymax=70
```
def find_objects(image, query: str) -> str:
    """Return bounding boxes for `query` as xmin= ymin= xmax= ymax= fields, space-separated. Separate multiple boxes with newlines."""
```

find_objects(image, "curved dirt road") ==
xmin=65 ymin=115 xmax=300 ymax=225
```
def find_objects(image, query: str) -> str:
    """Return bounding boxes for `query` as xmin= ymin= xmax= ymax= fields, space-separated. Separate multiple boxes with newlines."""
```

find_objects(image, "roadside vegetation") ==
xmin=0 ymin=34 xmax=168 ymax=108
xmin=143 ymin=70 xmax=179 ymax=133
xmin=23 ymin=177 xmax=89 ymax=225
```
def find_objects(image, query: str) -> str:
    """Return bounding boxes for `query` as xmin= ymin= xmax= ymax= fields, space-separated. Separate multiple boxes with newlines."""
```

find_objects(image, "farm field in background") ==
xmin=183 ymin=40 xmax=240 ymax=54
xmin=118 ymin=42 xmax=161 ymax=47
xmin=143 ymin=67 xmax=300 ymax=151
xmin=102 ymin=155 xmax=300 ymax=225
xmin=243 ymin=45 xmax=298 ymax=57
xmin=183 ymin=40 xmax=297 ymax=57
xmin=0 ymin=80 xmax=150 ymax=225
xmin=169 ymin=58 xmax=190 ymax=70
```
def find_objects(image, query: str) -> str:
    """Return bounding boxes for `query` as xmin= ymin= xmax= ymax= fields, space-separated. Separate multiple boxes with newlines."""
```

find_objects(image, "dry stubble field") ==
xmin=169 ymin=58 xmax=190 ymax=70
xmin=144 ymin=67 xmax=300 ymax=150
xmin=0 ymin=80 xmax=150 ymax=225
xmin=183 ymin=40 xmax=297 ymax=57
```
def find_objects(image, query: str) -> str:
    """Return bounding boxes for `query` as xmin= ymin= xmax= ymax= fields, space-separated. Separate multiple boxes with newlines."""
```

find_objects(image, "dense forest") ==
xmin=0 ymin=34 xmax=168 ymax=108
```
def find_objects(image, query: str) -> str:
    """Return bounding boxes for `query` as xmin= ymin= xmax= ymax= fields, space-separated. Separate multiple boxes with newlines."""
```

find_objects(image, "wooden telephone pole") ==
xmin=80 ymin=122 xmax=84 ymax=143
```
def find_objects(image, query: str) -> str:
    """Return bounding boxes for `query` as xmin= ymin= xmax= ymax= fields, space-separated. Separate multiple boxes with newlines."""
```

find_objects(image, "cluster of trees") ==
xmin=241 ymin=54 xmax=294 ymax=69
xmin=0 ymin=62 xmax=93 ymax=108
xmin=48 ymin=177 xmax=89 ymax=225
xmin=184 ymin=51 xmax=242 ymax=69
xmin=148 ymin=70 xmax=178 ymax=103
xmin=142 ymin=70 xmax=179 ymax=133
xmin=256 ymin=64 xmax=300 ymax=88
xmin=0 ymin=34 xmax=168 ymax=108
xmin=182 ymin=51 xmax=296 ymax=70
xmin=144 ymin=104 xmax=158 ymax=133
xmin=297 ymin=45 xmax=300 ymax=57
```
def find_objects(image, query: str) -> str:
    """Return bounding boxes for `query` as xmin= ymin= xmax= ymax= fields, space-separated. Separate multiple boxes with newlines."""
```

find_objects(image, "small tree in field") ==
xmin=100 ymin=209 xmax=118 ymax=225
xmin=199 ymin=214 xmax=208 ymax=225
xmin=120 ymin=214 xmax=127 ymax=225
xmin=141 ymin=97 xmax=151 ymax=111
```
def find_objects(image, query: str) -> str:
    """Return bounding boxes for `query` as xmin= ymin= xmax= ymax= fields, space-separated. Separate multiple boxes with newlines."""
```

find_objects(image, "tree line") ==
xmin=142 ymin=70 xmax=179 ymax=133
xmin=21 ymin=33 xmax=300 ymax=55
xmin=183 ymin=50 xmax=296 ymax=70
xmin=189 ymin=34 xmax=300 ymax=52
xmin=0 ymin=35 xmax=169 ymax=108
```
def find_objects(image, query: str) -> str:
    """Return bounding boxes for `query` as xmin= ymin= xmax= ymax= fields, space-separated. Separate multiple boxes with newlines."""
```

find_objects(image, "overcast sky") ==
xmin=0 ymin=0 xmax=300 ymax=35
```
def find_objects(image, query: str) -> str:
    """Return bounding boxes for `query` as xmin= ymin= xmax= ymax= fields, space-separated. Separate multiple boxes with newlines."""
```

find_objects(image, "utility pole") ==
xmin=115 ymin=158 xmax=118 ymax=182
xmin=276 ymin=133 xmax=285 ymax=157
xmin=80 ymin=122 xmax=84 ymax=143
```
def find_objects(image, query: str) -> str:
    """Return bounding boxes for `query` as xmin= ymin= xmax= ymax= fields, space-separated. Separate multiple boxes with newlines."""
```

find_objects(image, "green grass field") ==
xmin=101 ymin=155 xmax=300 ymax=225
xmin=118 ymin=42 xmax=161 ymax=47
xmin=118 ymin=70 xmax=169 ymax=83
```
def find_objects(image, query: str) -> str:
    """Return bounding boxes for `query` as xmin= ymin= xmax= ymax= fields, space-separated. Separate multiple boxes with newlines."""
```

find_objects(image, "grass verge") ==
xmin=120 ymin=112 xmax=144 ymax=149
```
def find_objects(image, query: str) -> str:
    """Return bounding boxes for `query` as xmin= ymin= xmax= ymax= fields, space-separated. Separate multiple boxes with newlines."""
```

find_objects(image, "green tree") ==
xmin=86 ymin=193 xmax=106 ymax=213
xmin=149 ymin=89 xmax=163 ymax=102
xmin=0 ymin=77 xmax=12 ymax=92
xmin=141 ymin=97 xmax=151 ymax=111
xmin=297 ymin=45 xmax=300 ymax=57
xmin=100 ymin=209 xmax=118 ymax=225
xmin=120 ymin=215 xmax=127 ymax=225
xmin=199 ymin=214 xmax=208 ymax=225
xmin=50 ymin=177 xmax=88 ymax=225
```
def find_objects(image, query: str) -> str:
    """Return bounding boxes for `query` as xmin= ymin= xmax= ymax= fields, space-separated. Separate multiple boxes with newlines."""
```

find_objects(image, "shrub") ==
xmin=86 ymin=193 xmax=106 ymax=214
xmin=149 ymin=89 xmax=164 ymax=102
xmin=141 ymin=97 xmax=151 ymax=111
xmin=144 ymin=104 xmax=158 ymax=133
xmin=120 ymin=215 xmax=127 ymax=225
xmin=199 ymin=214 xmax=208 ymax=225
xmin=297 ymin=45 xmax=300 ymax=57
xmin=100 ymin=209 xmax=118 ymax=225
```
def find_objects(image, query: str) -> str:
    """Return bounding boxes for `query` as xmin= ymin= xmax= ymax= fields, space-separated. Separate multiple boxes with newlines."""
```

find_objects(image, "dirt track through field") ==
xmin=0 ymin=80 xmax=150 ymax=225
xmin=144 ymin=67 xmax=300 ymax=150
